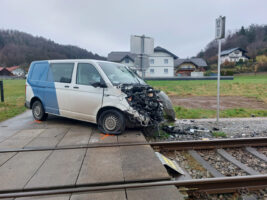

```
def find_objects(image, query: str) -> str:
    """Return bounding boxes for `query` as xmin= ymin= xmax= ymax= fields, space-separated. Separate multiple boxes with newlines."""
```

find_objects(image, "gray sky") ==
xmin=1 ymin=0 xmax=267 ymax=58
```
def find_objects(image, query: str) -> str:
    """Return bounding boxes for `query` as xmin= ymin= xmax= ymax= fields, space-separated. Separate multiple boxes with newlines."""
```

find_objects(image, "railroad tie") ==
xmin=188 ymin=150 xmax=225 ymax=177
xmin=217 ymin=149 xmax=260 ymax=175
xmin=245 ymin=147 xmax=267 ymax=162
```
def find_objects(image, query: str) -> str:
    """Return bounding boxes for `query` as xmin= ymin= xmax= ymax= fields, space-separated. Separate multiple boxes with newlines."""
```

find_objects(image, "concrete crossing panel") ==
xmin=120 ymin=145 xmax=170 ymax=182
xmin=58 ymin=127 xmax=92 ymax=146
xmin=77 ymin=147 xmax=124 ymax=185
xmin=0 ymin=151 xmax=51 ymax=190
xmin=25 ymin=128 xmax=68 ymax=148
xmin=25 ymin=149 xmax=86 ymax=188
xmin=118 ymin=130 xmax=146 ymax=143
xmin=70 ymin=189 xmax=126 ymax=200
xmin=0 ymin=129 xmax=44 ymax=149
xmin=16 ymin=194 xmax=70 ymax=200
xmin=89 ymin=129 xmax=118 ymax=144
xmin=127 ymin=185 xmax=182 ymax=200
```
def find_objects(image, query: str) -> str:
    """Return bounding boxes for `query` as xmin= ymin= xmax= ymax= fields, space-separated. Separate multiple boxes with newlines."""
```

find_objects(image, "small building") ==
xmin=220 ymin=47 xmax=249 ymax=63
xmin=0 ymin=66 xmax=25 ymax=76
xmin=8 ymin=66 xmax=25 ymax=76
xmin=107 ymin=46 xmax=178 ymax=77
xmin=174 ymin=58 xmax=208 ymax=76
xmin=0 ymin=67 xmax=13 ymax=76
xmin=107 ymin=52 xmax=136 ymax=68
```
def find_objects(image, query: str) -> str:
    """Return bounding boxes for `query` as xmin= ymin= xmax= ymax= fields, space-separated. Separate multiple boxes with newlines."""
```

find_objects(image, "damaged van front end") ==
xmin=97 ymin=61 xmax=173 ymax=135
xmin=120 ymin=84 xmax=164 ymax=127
xmin=101 ymin=84 xmax=164 ymax=130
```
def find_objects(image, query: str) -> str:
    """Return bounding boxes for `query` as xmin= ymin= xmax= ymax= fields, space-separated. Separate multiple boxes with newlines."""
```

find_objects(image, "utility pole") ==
xmin=215 ymin=16 xmax=226 ymax=123
xmin=130 ymin=35 xmax=154 ymax=79
xmin=141 ymin=35 xmax=145 ymax=78
xmin=216 ymin=39 xmax=221 ymax=123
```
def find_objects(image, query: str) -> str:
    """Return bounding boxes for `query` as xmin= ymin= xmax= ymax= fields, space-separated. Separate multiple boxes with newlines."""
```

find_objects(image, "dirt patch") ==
xmin=170 ymin=96 xmax=267 ymax=110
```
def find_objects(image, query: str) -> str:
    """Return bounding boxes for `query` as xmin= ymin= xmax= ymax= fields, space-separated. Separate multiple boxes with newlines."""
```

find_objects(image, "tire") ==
xmin=98 ymin=109 xmax=125 ymax=134
xmin=32 ymin=100 xmax=48 ymax=121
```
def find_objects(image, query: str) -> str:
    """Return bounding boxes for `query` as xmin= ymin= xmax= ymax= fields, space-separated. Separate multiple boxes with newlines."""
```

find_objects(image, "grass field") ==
xmin=0 ymin=79 xmax=26 ymax=122
xmin=148 ymin=74 xmax=267 ymax=119
xmin=147 ymin=74 xmax=267 ymax=103
xmin=173 ymin=106 xmax=267 ymax=119
xmin=0 ymin=74 xmax=266 ymax=122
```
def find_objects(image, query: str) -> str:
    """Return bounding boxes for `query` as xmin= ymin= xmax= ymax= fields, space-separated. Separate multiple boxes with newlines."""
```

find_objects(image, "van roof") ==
xmin=31 ymin=59 xmax=113 ymax=64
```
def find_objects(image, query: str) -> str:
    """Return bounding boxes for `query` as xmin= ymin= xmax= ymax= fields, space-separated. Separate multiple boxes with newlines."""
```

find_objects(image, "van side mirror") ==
xmin=92 ymin=81 xmax=107 ymax=88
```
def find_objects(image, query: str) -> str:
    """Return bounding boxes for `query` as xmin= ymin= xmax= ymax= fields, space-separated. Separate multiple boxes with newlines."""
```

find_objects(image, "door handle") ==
xmin=64 ymin=85 xmax=69 ymax=88
xmin=73 ymin=86 xmax=79 ymax=89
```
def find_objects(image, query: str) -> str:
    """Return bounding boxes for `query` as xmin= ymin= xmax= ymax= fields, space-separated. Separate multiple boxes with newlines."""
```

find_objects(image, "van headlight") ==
xmin=147 ymin=92 xmax=154 ymax=97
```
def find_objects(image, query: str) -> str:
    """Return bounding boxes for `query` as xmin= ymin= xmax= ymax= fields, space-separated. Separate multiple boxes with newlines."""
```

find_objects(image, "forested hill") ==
xmin=197 ymin=24 xmax=267 ymax=64
xmin=0 ymin=30 xmax=106 ymax=67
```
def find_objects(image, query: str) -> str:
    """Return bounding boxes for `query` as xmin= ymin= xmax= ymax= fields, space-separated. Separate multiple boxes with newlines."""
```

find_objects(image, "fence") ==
xmin=144 ymin=76 xmax=234 ymax=81
xmin=0 ymin=76 xmax=25 ymax=80
xmin=0 ymin=80 xmax=4 ymax=102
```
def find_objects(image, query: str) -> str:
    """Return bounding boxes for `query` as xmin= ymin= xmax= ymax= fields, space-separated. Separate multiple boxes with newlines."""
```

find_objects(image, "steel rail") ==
xmin=0 ymin=137 xmax=266 ymax=153
xmin=0 ymin=175 xmax=266 ymax=198
xmin=150 ymin=137 xmax=267 ymax=150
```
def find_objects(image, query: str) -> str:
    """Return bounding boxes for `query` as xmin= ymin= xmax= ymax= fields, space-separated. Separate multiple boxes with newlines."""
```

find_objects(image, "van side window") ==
xmin=76 ymin=63 xmax=101 ymax=86
xmin=48 ymin=63 xmax=74 ymax=83
xmin=30 ymin=63 xmax=49 ymax=81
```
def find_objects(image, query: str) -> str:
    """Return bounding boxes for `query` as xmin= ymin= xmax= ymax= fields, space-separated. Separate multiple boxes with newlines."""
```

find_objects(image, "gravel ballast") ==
xmin=154 ymin=117 xmax=267 ymax=141
xmin=197 ymin=149 xmax=248 ymax=176
xmin=226 ymin=148 xmax=267 ymax=174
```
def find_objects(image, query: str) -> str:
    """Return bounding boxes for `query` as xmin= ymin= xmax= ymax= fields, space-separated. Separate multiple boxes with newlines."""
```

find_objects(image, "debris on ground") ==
xmin=152 ymin=118 xmax=267 ymax=141
xmin=161 ymin=124 xmax=213 ymax=140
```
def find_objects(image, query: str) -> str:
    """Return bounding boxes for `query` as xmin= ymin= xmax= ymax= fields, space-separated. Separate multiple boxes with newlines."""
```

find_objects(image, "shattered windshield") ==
xmin=98 ymin=62 xmax=145 ymax=86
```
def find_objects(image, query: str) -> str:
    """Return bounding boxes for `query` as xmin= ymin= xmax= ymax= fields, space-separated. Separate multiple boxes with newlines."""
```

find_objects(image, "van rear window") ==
xmin=30 ymin=63 xmax=49 ymax=81
xmin=48 ymin=63 xmax=74 ymax=83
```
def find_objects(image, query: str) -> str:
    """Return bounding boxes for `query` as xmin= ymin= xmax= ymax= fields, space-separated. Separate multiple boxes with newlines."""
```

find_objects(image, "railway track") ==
xmin=0 ymin=137 xmax=266 ymax=199
xmin=0 ymin=137 xmax=266 ymax=153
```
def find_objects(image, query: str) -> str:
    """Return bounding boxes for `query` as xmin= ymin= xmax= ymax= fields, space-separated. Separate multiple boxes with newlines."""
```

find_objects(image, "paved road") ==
xmin=0 ymin=111 xmax=182 ymax=200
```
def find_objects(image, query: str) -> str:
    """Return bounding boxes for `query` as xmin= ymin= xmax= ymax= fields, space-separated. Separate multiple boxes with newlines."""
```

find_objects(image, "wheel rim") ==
xmin=34 ymin=105 xmax=41 ymax=117
xmin=104 ymin=115 xmax=119 ymax=131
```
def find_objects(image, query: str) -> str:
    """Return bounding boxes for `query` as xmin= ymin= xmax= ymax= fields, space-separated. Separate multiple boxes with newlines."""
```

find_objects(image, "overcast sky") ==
xmin=1 ymin=0 xmax=267 ymax=58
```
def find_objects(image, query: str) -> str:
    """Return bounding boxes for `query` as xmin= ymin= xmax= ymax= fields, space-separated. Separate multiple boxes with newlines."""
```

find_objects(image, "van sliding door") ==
xmin=46 ymin=63 xmax=74 ymax=115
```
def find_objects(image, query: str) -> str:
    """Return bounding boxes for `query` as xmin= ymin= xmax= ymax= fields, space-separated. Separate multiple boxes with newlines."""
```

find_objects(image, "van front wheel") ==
xmin=32 ymin=100 xmax=47 ymax=121
xmin=98 ymin=109 xmax=125 ymax=134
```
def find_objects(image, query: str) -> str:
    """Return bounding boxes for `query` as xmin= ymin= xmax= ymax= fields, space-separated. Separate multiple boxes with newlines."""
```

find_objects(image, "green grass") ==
xmin=212 ymin=131 xmax=227 ymax=138
xmin=0 ymin=79 xmax=26 ymax=122
xmin=148 ymin=74 xmax=267 ymax=103
xmin=174 ymin=106 xmax=267 ymax=119
xmin=148 ymin=74 xmax=267 ymax=119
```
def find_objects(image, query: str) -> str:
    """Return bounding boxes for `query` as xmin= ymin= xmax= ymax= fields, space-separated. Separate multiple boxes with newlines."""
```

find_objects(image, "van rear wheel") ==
xmin=98 ymin=109 xmax=125 ymax=134
xmin=32 ymin=100 xmax=47 ymax=121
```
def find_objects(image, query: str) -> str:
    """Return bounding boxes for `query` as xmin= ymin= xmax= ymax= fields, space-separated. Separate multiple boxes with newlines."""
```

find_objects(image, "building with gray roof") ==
xmin=174 ymin=58 xmax=208 ymax=76
xmin=108 ymin=46 xmax=178 ymax=77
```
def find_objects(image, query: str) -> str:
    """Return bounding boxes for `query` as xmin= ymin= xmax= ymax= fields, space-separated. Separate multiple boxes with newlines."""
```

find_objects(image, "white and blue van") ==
xmin=25 ymin=59 xmax=163 ymax=134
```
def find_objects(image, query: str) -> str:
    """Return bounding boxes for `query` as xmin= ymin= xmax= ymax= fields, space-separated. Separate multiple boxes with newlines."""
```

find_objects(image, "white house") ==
xmin=220 ymin=47 xmax=249 ymax=63
xmin=107 ymin=46 xmax=178 ymax=77
xmin=11 ymin=67 xmax=25 ymax=76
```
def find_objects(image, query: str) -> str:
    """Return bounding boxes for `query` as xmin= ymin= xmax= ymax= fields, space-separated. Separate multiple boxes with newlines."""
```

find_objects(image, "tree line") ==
xmin=197 ymin=24 xmax=267 ymax=65
xmin=0 ymin=30 xmax=106 ymax=69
